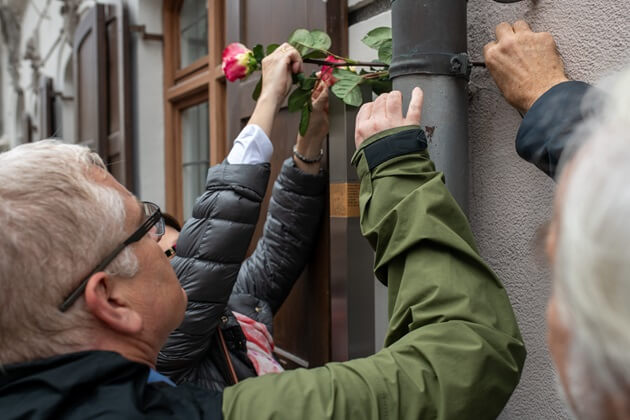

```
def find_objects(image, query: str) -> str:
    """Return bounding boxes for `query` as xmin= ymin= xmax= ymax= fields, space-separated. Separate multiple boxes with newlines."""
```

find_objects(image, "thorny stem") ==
xmin=304 ymin=58 xmax=389 ymax=68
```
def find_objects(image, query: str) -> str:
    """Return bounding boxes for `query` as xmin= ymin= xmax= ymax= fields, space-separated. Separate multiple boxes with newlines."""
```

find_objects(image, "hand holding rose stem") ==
xmin=246 ymin=43 xmax=303 ymax=138
xmin=293 ymin=75 xmax=331 ymax=174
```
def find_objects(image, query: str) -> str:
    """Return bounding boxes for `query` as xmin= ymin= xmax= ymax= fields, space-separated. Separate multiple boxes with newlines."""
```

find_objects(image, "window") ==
xmin=180 ymin=0 xmax=208 ymax=68
xmin=163 ymin=0 xmax=226 ymax=222
xmin=181 ymin=101 xmax=209 ymax=219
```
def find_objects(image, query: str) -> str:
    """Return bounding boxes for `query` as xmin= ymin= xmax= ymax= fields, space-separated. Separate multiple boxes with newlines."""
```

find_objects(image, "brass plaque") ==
xmin=330 ymin=183 xmax=360 ymax=218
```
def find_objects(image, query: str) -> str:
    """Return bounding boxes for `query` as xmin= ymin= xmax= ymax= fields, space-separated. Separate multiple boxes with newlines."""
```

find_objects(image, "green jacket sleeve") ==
xmin=221 ymin=127 xmax=525 ymax=420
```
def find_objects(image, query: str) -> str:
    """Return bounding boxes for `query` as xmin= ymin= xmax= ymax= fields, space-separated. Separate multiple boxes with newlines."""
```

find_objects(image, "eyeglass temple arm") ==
xmin=58 ymin=242 xmax=128 ymax=312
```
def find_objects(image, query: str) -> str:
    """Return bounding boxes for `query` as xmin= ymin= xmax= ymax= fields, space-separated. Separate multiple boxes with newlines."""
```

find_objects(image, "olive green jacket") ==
xmin=222 ymin=126 xmax=525 ymax=419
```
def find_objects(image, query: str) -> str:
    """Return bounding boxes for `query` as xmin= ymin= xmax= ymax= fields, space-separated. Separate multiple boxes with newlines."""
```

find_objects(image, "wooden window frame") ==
xmin=163 ymin=0 xmax=226 ymax=222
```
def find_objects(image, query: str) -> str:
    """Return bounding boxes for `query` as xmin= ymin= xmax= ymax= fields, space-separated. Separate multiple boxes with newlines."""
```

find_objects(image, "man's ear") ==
xmin=83 ymin=272 xmax=142 ymax=335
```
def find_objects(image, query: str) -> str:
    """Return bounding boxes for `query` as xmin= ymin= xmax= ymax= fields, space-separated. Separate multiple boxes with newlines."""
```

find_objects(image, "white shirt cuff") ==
xmin=226 ymin=124 xmax=274 ymax=164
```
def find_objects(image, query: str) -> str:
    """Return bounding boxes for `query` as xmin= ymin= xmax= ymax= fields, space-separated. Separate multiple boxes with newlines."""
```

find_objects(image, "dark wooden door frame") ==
xmin=225 ymin=0 xmax=347 ymax=369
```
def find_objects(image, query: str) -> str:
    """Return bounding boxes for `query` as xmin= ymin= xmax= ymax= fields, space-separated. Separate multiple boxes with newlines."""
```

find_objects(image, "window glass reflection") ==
xmin=180 ymin=0 xmax=208 ymax=68
xmin=181 ymin=101 xmax=209 ymax=219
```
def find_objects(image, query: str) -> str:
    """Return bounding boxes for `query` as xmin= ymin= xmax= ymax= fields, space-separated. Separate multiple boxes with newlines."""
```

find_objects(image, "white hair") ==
xmin=554 ymin=68 xmax=630 ymax=395
xmin=0 ymin=140 xmax=138 ymax=365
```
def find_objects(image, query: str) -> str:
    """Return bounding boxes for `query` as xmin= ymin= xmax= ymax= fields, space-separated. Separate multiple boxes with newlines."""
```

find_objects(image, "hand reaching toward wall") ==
xmin=484 ymin=20 xmax=569 ymax=114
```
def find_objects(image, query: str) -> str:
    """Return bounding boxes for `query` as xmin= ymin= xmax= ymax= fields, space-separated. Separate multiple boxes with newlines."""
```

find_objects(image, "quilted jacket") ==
xmin=157 ymin=158 xmax=326 ymax=391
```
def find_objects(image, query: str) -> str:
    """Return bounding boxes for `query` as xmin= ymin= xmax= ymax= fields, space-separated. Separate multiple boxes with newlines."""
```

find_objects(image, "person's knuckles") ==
xmin=537 ymin=32 xmax=556 ymax=48
xmin=498 ymin=35 xmax=517 ymax=53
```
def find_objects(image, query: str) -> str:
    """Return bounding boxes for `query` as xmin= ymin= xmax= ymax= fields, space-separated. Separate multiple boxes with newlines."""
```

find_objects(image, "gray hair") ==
xmin=554 ymin=68 xmax=630 ymax=394
xmin=0 ymin=140 xmax=138 ymax=365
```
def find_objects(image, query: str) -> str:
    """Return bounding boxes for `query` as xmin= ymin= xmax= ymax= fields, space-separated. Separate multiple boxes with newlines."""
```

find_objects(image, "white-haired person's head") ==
xmin=546 ymin=69 xmax=630 ymax=420
xmin=0 ymin=140 xmax=186 ymax=367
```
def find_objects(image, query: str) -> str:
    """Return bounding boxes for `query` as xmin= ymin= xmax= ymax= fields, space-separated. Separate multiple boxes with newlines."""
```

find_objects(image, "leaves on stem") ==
xmin=378 ymin=39 xmax=393 ymax=65
xmin=366 ymin=77 xmax=392 ymax=96
xmin=299 ymin=105 xmax=311 ymax=137
xmin=253 ymin=44 xmax=264 ymax=63
xmin=361 ymin=27 xmax=392 ymax=49
xmin=302 ymin=50 xmax=328 ymax=60
xmin=331 ymin=68 xmax=363 ymax=107
xmin=252 ymin=76 xmax=262 ymax=101
xmin=288 ymin=86 xmax=311 ymax=112
xmin=266 ymin=43 xmax=279 ymax=56
xmin=361 ymin=26 xmax=393 ymax=65
xmin=288 ymin=29 xmax=331 ymax=56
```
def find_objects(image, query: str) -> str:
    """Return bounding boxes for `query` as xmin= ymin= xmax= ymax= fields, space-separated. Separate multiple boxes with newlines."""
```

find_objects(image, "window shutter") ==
xmin=73 ymin=2 xmax=134 ymax=191
xmin=73 ymin=4 xmax=107 ymax=158
xmin=38 ymin=76 xmax=55 ymax=139
xmin=22 ymin=114 xmax=34 ymax=143
xmin=103 ymin=0 xmax=134 ymax=191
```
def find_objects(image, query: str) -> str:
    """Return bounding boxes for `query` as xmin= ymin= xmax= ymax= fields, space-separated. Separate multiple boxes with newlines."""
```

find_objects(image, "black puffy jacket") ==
xmin=157 ymin=158 xmax=326 ymax=391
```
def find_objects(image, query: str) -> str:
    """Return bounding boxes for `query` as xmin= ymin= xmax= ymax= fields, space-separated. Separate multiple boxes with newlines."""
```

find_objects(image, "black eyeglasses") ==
xmin=59 ymin=201 xmax=165 ymax=312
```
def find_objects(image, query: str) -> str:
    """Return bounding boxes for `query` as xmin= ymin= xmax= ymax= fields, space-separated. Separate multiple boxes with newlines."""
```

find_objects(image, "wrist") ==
xmin=257 ymin=92 xmax=282 ymax=111
xmin=524 ymin=77 xmax=570 ymax=113
xmin=295 ymin=135 xmax=324 ymax=156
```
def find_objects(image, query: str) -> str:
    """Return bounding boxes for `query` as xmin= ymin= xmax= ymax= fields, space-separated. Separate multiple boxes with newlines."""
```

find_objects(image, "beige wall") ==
xmin=350 ymin=1 xmax=630 ymax=418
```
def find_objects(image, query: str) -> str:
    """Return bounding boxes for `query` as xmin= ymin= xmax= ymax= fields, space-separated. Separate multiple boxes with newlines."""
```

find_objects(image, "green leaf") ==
xmin=253 ymin=44 xmax=264 ymax=62
xmin=308 ymin=30 xmax=332 ymax=51
xmin=252 ymin=77 xmax=263 ymax=101
xmin=302 ymin=50 xmax=327 ymax=60
xmin=300 ymin=73 xmax=318 ymax=91
xmin=266 ymin=43 xmax=279 ymax=56
xmin=288 ymin=87 xmax=311 ymax=112
xmin=288 ymin=28 xmax=332 ymax=56
xmin=378 ymin=39 xmax=393 ymax=65
xmin=331 ymin=79 xmax=363 ymax=107
xmin=332 ymin=68 xmax=361 ymax=82
xmin=288 ymin=29 xmax=311 ymax=55
xmin=299 ymin=106 xmax=311 ymax=136
xmin=292 ymin=72 xmax=305 ymax=85
xmin=361 ymin=27 xmax=392 ymax=50
xmin=367 ymin=77 xmax=392 ymax=96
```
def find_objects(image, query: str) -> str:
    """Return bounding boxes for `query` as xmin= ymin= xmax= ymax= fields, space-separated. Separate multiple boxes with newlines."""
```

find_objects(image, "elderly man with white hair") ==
xmin=485 ymin=20 xmax=630 ymax=419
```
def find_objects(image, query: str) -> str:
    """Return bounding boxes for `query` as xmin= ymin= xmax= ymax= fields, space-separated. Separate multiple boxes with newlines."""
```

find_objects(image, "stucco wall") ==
xmin=350 ymin=1 xmax=630 ymax=418
xmin=469 ymin=2 xmax=630 ymax=418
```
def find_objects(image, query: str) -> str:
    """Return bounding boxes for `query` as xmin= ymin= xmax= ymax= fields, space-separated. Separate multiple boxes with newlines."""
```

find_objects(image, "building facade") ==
xmin=2 ymin=0 xmax=630 ymax=418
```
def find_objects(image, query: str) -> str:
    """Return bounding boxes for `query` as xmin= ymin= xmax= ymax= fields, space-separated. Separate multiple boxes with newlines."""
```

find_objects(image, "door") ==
xmin=226 ymin=0 xmax=333 ymax=369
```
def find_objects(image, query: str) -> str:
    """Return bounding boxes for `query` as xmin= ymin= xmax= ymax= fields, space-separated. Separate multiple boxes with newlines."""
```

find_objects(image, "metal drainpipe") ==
xmin=390 ymin=0 xmax=522 ymax=212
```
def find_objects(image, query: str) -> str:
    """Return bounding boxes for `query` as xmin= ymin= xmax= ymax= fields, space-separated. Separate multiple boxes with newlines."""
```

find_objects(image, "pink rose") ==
xmin=320 ymin=55 xmax=345 ymax=86
xmin=222 ymin=43 xmax=257 ymax=82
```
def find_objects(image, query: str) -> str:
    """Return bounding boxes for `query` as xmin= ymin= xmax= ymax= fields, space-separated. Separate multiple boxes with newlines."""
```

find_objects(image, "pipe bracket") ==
xmin=389 ymin=52 xmax=471 ymax=80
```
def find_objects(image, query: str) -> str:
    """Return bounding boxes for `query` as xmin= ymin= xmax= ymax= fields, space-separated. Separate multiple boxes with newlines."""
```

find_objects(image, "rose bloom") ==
xmin=320 ymin=55 xmax=345 ymax=85
xmin=222 ymin=43 xmax=257 ymax=82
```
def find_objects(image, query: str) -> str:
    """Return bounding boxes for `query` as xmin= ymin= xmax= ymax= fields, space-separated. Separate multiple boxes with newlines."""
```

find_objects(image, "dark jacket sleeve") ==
xmin=515 ymin=80 xmax=601 ymax=178
xmin=157 ymin=162 xmax=270 ymax=378
xmin=229 ymin=158 xmax=326 ymax=330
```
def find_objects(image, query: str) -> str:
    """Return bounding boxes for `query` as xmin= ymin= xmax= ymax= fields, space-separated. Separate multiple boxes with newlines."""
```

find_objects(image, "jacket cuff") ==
xmin=351 ymin=126 xmax=427 ymax=170
xmin=516 ymin=81 xmax=594 ymax=178
xmin=208 ymin=161 xmax=270 ymax=199
xmin=278 ymin=158 xmax=326 ymax=196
